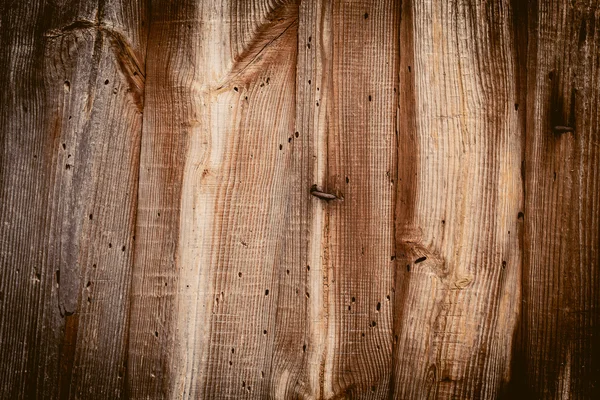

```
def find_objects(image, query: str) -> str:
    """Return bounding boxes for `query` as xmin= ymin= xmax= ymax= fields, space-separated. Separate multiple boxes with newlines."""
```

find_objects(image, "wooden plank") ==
xmin=318 ymin=1 xmax=400 ymax=398
xmin=126 ymin=2 xmax=195 ymax=397
xmin=517 ymin=0 xmax=600 ymax=397
xmin=0 ymin=0 xmax=146 ymax=398
xmin=390 ymin=0 xmax=523 ymax=398
xmin=127 ymin=1 xmax=306 ymax=398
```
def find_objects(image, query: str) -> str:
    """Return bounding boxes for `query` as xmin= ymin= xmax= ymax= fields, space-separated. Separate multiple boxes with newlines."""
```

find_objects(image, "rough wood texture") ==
xmin=517 ymin=1 xmax=600 ymax=398
xmin=1 ymin=0 xmax=599 ymax=399
xmin=392 ymin=1 xmax=524 ymax=398
xmin=0 ymin=0 xmax=146 ymax=398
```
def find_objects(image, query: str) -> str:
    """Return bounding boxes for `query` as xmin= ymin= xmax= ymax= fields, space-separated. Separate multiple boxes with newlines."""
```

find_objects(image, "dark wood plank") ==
xmin=0 ymin=0 xmax=146 ymax=398
xmin=519 ymin=0 xmax=600 ymax=398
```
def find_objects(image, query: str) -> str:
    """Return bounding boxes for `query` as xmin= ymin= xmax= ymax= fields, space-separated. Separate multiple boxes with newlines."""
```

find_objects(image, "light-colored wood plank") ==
xmin=391 ymin=0 xmax=523 ymax=398
xmin=128 ymin=1 xmax=305 ymax=398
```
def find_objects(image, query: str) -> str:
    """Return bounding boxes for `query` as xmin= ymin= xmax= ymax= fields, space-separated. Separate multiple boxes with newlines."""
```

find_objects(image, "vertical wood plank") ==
xmin=0 ymin=0 xmax=146 ymax=398
xmin=391 ymin=0 xmax=523 ymax=398
xmin=126 ymin=2 xmax=196 ymax=397
xmin=191 ymin=2 xmax=301 ymax=398
xmin=521 ymin=0 xmax=600 ymax=397
xmin=128 ymin=1 xmax=306 ymax=398
xmin=319 ymin=1 xmax=400 ymax=398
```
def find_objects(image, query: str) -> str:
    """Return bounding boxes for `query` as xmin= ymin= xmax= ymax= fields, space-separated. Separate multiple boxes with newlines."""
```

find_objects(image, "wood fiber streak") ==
xmin=391 ymin=1 xmax=523 ymax=398
xmin=519 ymin=0 xmax=600 ymax=398
xmin=0 ymin=0 xmax=146 ymax=399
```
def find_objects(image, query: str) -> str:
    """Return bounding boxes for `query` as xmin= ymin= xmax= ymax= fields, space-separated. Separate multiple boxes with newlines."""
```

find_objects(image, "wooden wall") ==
xmin=0 ymin=0 xmax=598 ymax=399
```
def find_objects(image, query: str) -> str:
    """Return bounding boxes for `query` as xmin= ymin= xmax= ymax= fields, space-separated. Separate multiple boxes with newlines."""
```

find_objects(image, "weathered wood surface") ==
xmin=1 ymin=0 xmax=599 ymax=399
xmin=0 ymin=0 xmax=146 ymax=398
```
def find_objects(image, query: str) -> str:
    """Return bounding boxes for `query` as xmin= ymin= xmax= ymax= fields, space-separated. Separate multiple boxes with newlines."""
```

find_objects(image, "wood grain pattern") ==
xmin=517 ymin=1 xmax=600 ymax=398
xmin=322 ymin=1 xmax=399 ymax=398
xmin=0 ymin=0 xmax=146 ymax=398
xmin=391 ymin=1 xmax=523 ymax=398
xmin=1 ymin=0 xmax=599 ymax=399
